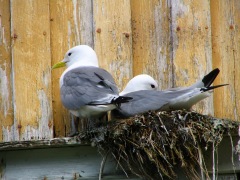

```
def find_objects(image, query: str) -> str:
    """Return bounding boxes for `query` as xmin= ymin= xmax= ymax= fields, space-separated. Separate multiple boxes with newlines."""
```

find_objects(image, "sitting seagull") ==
xmin=52 ymin=45 xmax=132 ymax=127
xmin=112 ymin=68 xmax=228 ymax=118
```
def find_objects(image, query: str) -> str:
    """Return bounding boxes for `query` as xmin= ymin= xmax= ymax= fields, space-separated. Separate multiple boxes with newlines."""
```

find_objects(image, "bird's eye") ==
xmin=68 ymin=52 xmax=72 ymax=56
xmin=151 ymin=84 xmax=155 ymax=88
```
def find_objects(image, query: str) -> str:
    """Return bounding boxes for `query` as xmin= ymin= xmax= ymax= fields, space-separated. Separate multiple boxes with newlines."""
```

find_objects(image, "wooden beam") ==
xmin=11 ymin=0 xmax=52 ymax=140
xmin=93 ymin=0 xmax=133 ymax=91
xmin=131 ymin=0 xmax=172 ymax=89
xmin=0 ymin=0 xmax=13 ymax=142
xmin=171 ymin=0 xmax=213 ymax=115
xmin=211 ymin=0 xmax=240 ymax=121
xmin=50 ymin=0 xmax=94 ymax=136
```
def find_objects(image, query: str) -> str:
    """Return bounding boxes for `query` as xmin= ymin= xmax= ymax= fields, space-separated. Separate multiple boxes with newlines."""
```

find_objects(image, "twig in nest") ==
xmin=111 ymin=152 xmax=129 ymax=178
xmin=99 ymin=150 xmax=110 ymax=180
xmin=79 ymin=110 xmax=240 ymax=179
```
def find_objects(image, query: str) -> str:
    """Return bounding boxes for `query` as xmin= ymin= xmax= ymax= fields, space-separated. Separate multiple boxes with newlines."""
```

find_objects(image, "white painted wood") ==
xmin=0 ymin=145 xmax=140 ymax=180
xmin=0 ymin=136 xmax=239 ymax=179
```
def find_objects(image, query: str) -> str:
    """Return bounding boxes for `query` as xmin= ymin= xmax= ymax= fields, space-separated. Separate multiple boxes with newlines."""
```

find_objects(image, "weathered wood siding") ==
xmin=211 ymin=0 xmax=240 ymax=121
xmin=50 ymin=0 xmax=94 ymax=137
xmin=171 ymin=0 xmax=214 ymax=115
xmin=0 ymin=0 xmax=13 ymax=142
xmin=0 ymin=0 xmax=239 ymax=142
xmin=131 ymin=0 xmax=172 ymax=89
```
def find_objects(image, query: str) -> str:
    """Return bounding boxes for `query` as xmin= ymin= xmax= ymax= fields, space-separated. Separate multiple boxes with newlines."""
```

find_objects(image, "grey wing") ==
xmin=112 ymin=88 xmax=197 ymax=118
xmin=164 ymin=87 xmax=186 ymax=92
xmin=61 ymin=67 xmax=119 ymax=110
xmin=111 ymin=90 xmax=171 ymax=118
xmin=91 ymin=68 xmax=119 ymax=94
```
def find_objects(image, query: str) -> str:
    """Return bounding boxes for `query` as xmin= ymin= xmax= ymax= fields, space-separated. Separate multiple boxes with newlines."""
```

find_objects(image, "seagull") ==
xmin=112 ymin=68 xmax=228 ymax=118
xmin=52 ymin=45 xmax=132 ymax=130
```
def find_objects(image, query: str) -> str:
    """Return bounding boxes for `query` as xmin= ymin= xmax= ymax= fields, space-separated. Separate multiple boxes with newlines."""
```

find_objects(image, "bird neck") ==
xmin=69 ymin=60 xmax=99 ymax=69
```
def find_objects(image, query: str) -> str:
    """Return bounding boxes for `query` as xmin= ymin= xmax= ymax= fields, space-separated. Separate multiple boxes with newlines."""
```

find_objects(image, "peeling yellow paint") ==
xmin=11 ymin=0 xmax=52 ymax=141
xmin=171 ymin=0 xmax=213 ymax=115
xmin=0 ymin=0 xmax=239 ymax=142
xmin=211 ymin=0 xmax=240 ymax=121
xmin=93 ymin=0 xmax=133 ymax=90
xmin=131 ymin=0 xmax=172 ymax=89
xmin=50 ymin=0 xmax=94 ymax=137
xmin=0 ymin=0 xmax=13 ymax=142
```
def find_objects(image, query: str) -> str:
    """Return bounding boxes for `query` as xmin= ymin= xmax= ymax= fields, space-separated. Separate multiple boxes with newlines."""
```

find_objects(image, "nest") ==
xmin=78 ymin=110 xmax=240 ymax=179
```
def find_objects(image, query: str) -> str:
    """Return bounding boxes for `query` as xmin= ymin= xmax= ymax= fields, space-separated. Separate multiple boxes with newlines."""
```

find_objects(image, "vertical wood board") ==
xmin=131 ymin=0 xmax=173 ymax=89
xmin=11 ymin=0 xmax=53 ymax=141
xmin=93 ymin=0 xmax=133 ymax=91
xmin=171 ymin=0 xmax=213 ymax=115
xmin=211 ymin=0 xmax=240 ymax=120
xmin=50 ymin=0 xmax=94 ymax=136
xmin=0 ymin=0 xmax=13 ymax=142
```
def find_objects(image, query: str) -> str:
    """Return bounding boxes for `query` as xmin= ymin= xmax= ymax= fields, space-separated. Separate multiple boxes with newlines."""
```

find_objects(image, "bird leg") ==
xmin=68 ymin=114 xmax=80 ymax=137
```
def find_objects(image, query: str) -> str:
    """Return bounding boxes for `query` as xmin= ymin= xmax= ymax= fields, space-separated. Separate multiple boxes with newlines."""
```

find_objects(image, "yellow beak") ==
xmin=52 ymin=61 xmax=66 ymax=70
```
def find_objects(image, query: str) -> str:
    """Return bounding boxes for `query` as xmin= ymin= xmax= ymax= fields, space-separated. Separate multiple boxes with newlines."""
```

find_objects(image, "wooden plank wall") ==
xmin=50 ymin=0 xmax=94 ymax=137
xmin=211 ymin=0 xmax=240 ymax=121
xmin=0 ymin=0 xmax=13 ymax=141
xmin=0 ymin=0 xmax=239 ymax=142
xmin=171 ymin=0 xmax=214 ymax=115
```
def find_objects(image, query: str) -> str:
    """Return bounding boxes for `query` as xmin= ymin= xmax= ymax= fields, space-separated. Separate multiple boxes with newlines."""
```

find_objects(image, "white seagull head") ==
xmin=120 ymin=74 xmax=158 ymax=95
xmin=52 ymin=45 xmax=99 ymax=69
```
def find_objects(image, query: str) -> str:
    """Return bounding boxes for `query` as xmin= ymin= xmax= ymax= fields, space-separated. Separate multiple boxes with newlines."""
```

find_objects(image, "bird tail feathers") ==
xmin=201 ymin=68 xmax=220 ymax=87
xmin=200 ymin=83 xmax=229 ymax=92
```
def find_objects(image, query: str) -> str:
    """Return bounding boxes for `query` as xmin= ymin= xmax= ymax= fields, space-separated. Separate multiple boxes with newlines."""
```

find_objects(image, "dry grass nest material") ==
xmin=78 ymin=110 xmax=240 ymax=179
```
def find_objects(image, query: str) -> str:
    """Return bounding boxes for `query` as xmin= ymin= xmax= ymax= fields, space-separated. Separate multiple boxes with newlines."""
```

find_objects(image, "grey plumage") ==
xmin=112 ymin=68 xmax=228 ymax=118
xmin=61 ymin=66 xmax=119 ymax=109
xmin=112 ymin=88 xmax=203 ymax=118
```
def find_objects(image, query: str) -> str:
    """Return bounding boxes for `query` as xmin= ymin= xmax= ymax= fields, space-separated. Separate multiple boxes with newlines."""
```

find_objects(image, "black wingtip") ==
xmin=202 ymin=68 xmax=220 ymax=87
xmin=111 ymin=96 xmax=133 ymax=107
xmin=113 ymin=96 xmax=133 ymax=103
xmin=201 ymin=83 xmax=229 ymax=92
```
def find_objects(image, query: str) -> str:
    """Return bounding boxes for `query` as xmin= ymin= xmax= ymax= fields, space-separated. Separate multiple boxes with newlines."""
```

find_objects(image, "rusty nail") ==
xmin=96 ymin=28 xmax=101 ymax=33
xmin=50 ymin=18 xmax=54 ymax=21
xmin=18 ymin=124 xmax=22 ymax=129
xmin=48 ymin=121 xmax=52 ymax=128
xmin=229 ymin=25 xmax=234 ymax=30
xmin=43 ymin=31 xmax=47 ymax=36
xmin=176 ymin=26 xmax=181 ymax=31
xmin=123 ymin=32 xmax=130 ymax=38
xmin=13 ymin=33 xmax=18 ymax=39
xmin=205 ymin=26 xmax=208 ymax=30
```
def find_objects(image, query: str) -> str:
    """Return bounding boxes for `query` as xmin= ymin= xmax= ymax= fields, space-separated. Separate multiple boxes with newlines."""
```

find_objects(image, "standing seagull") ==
xmin=112 ymin=68 xmax=228 ymax=118
xmin=52 ymin=45 xmax=132 ymax=129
